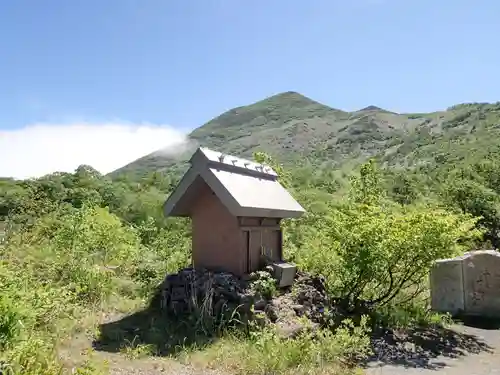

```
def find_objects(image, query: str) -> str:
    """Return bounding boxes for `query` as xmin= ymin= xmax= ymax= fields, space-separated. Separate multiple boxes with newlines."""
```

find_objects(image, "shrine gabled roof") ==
xmin=163 ymin=147 xmax=305 ymax=218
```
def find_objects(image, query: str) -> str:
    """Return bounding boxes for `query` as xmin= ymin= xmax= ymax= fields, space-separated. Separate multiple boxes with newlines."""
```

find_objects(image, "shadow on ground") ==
xmin=456 ymin=315 xmax=500 ymax=330
xmin=92 ymin=305 xmax=222 ymax=356
xmin=364 ymin=322 xmax=495 ymax=370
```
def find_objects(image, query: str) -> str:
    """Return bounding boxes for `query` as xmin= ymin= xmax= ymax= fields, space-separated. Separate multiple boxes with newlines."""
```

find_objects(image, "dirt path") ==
xmin=61 ymin=336 xmax=222 ymax=375
xmin=366 ymin=321 xmax=500 ymax=375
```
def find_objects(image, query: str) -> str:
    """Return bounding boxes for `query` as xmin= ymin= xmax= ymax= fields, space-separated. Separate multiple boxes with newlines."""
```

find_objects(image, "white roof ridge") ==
xmin=194 ymin=147 xmax=278 ymax=178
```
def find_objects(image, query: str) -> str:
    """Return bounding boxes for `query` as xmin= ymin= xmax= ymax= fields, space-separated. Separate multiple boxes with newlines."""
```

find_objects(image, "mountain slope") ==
xmin=112 ymin=93 xmax=500 ymax=180
xmin=113 ymin=91 xmax=348 ymax=177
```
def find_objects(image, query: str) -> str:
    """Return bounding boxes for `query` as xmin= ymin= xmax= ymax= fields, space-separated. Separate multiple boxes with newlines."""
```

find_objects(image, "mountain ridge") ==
xmin=111 ymin=92 xmax=500 ymax=180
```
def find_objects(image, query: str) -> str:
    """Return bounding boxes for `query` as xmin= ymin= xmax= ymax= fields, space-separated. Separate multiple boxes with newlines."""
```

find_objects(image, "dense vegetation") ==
xmin=2 ymin=93 xmax=500 ymax=374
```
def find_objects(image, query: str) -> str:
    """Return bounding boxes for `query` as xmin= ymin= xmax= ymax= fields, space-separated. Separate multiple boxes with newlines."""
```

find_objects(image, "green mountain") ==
xmin=112 ymin=91 xmax=500 ymax=179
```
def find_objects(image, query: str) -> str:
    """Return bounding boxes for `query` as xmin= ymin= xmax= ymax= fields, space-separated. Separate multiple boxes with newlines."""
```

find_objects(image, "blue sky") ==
xmin=1 ymin=0 xmax=499 ymax=178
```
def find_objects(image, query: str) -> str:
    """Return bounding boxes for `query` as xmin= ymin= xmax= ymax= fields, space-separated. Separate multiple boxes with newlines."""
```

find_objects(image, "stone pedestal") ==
xmin=430 ymin=256 xmax=465 ymax=315
xmin=463 ymin=250 xmax=500 ymax=317
xmin=430 ymin=250 xmax=500 ymax=318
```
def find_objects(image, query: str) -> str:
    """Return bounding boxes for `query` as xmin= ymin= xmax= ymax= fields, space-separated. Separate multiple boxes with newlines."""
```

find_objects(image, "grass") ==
xmin=62 ymin=300 xmax=368 ymax=375
xmin=92 ymin=284 xmax=372 ymax=375
xmin=181 ymin=321 xmax=370 ymax=375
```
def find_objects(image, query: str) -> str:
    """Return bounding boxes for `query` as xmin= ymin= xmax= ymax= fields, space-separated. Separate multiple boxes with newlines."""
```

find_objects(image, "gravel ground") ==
xmin=62 ymin=342 xmax=224 ymax=375
xmin=365 ymin=320 xmax=500 ymax=375
xmin=104 ymin=356 xmax=223 ymax=375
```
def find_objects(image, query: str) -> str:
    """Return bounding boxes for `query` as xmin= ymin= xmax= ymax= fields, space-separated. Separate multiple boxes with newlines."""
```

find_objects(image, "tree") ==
xmin=289 ymin=160 xmax=481 ymax=312
xmin=443 ymin=178 xmax=500 ymax=247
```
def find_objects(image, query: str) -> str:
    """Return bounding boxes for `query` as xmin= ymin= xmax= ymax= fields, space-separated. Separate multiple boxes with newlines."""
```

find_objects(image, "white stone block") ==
xmin=462 ymin=250 xmax=500 ymax=318
xmin=430 ymin=257 xmax=465 ymax=315
xmin=430 ymin=250 xmax=500 ymax=318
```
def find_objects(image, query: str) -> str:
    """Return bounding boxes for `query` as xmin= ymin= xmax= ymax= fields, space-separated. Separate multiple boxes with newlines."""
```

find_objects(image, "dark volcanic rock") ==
xmin=151 ymin=267 xmax=332 ymax=335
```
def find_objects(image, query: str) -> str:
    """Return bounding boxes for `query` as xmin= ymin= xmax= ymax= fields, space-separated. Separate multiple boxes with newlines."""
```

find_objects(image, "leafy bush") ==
xmin=443 ymin=173 xmax=500 ymax=247
xmin=0 ymin=253 xmax=81 ymax=374
xmin=16 ymin=205 xmax=144 ymax=303
xmin=0 ymin=295 xmax=22 ymax=350
xmin=0 ymin=336 xmax=64 ymax=375
xmin=52 ymin=205 xmax=141 ymax=266
xmin=288 ymin=160 xmax=481 ymax=315
xmin=249 ymin=270 xmax=278 ymax=300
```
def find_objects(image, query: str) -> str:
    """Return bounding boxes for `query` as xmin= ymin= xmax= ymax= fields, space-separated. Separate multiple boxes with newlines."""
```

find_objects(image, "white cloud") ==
xmin=0 ymin=121 xmax=189 ymax=179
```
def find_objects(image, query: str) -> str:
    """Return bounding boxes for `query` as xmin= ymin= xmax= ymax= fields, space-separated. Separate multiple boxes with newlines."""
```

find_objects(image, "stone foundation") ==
xmin=150 ymin=267 xmax=331 ymax=337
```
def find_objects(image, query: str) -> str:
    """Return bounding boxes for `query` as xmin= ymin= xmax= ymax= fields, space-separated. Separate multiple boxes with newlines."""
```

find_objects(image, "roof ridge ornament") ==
xmin=195 ymin=147 xmax=279 ymax=178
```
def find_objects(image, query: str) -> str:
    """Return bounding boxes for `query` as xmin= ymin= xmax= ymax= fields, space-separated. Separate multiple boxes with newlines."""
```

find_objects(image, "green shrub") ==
xmin=0 ymin=336 xmax=63 ymax=375
xmin=14 ymin=205 xmax=144 ymax=304
xmin=0 ymin=295 xmax=23 ymax=350
xmin=289 ymin=160 xmax=481 ymax=314
xmin=249 ymin=271 xmax=278 ymax=300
